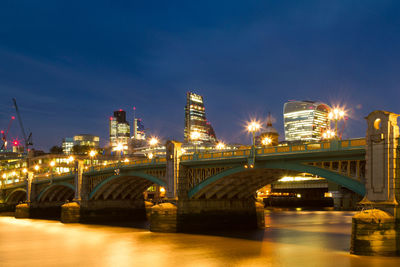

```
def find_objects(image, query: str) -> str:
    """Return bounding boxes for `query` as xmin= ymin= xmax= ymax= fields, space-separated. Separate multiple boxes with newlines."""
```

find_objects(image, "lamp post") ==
xmin=247 ymin=121 xmax=261 ymax=168
xmin=49 ymin=161 xmax=55 ymax=178
xmin=247 ymin=121 xmax=261 ymax=148
xmin=89 ymin=150 xmax=97 ymax=169
xmin=328 ymin=108 xmax=345 ymax=138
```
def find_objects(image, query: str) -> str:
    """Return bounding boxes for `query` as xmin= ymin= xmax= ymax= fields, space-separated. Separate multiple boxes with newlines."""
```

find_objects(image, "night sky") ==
xmin=1 ymin=1 xmax=400 ymax=151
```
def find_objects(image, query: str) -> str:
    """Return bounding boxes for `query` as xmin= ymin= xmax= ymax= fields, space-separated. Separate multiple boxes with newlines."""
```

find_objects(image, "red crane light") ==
xmin=11 ymin=116 xmax=15 ymax=120
xmin=13 ymin=140 xmax=20 ymax=146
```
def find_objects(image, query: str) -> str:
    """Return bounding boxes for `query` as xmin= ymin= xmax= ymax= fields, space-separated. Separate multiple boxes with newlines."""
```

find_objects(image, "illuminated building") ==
xmin=109 ymin=110 xmax=130 ymax=151
xmin=132 ymin=107 xmax=146 ymax=141
xmin=62 ymin=138 xmax=74 ymax=154
xmin=62 ymin=135 xmax=100 ymax=155
xmin=283 ymin=101 xmax=330 ymax=142
xmin=74 ymin=134 xmax=100 ymax=147
xmin=184 ymin=92 xmax=217 ymax=143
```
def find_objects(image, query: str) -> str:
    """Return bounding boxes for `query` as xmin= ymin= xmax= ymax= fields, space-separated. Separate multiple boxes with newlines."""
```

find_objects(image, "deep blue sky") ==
xmin=1 ymin=1 xmax=400 ymax=150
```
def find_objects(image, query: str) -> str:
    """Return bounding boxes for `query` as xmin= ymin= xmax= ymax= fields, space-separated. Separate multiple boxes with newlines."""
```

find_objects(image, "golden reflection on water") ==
xmin=1 ymin=211 xmax=400 ymax=267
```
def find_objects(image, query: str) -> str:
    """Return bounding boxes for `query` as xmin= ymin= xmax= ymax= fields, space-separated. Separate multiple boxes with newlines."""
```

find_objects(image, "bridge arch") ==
xmin=89 ymin=171 xmax=166 ymax=201
xmin=37 ymin=182 xmax=75 ymax=202
xmin=5 ymin=188 xmax=26 ymax=204
xmin=188 ymin=161 xmax=365 ymax=199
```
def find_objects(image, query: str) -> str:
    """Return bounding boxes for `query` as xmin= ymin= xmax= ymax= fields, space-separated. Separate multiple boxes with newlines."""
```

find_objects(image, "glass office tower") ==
xmin=283 ymin=101 xmax=330 ymax=142
xmin=184 ymin=92 xmax=217 ymax=143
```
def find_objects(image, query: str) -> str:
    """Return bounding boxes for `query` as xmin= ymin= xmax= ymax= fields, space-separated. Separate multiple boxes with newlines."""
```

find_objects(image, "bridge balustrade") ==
xmin=180 ymin=138 xmax=366 ymax=162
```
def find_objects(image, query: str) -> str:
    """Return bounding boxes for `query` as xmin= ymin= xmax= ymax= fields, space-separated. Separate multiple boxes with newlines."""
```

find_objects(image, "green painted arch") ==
xmin=89 ymin=171 xmax=166 ymax=200
xmin=5 ymin=188 xmax=27 ymax=203
xmin=188 ymin=161 xmax=365 ymax=199
xmin=36 ymin=182 xmax=75 ymax=202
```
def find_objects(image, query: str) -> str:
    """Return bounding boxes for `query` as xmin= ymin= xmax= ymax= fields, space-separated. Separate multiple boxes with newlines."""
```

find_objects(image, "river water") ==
xmin=1 ymin=209 xmax=399 ymax=267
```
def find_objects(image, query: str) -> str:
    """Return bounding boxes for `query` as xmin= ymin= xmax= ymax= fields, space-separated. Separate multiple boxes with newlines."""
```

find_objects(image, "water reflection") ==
xmin=1 ymin=210 xmax=399 ymax=267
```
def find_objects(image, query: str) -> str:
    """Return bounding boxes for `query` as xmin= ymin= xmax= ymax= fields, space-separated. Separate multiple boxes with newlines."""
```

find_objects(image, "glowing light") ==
xmin=67 ymin=156 xmax=74 ymax=163
xmin=22 ymin=168 xmax=27 ymax=173
xmin=12 ymin=171 xmax=16 ymax=176
xmin=180 ymin=148 xmax=186 ymax=154
xmin=328 ymin=108 xmax=346 ymax=120
xmin=113 ymin=143 xmax=127 ymax=152
xmin=2 ymin=174 xmax=6 ymax=179
xmin=297 ymin=194 xmax=301 ymax=198
xmin=322 ymin=129 xmax=336 ymax=139
xmin=247 ymin=121 xmax=261 ymax=132
xmin=261 ymin=137 xmax=272 ymax=146
xmin=160 ymin=187 xmax=166 ymax=193
xmin=124 ymin=158 xmax=129 ymax=163
xmin=50 ymin=161 xmax=55 ymax=167
xmin=324 ymin=192 xmax=333 ymax=198
xmin=279 ymin=176 xmax=324 ymax=182
xmin=34 ymin=165 xmax=39 ymax=171
xmin=89 ymin=150 xmax=97 ymax=157
xmin=148 ymin=153 xmax=154 ymax=159
xmin=190 ymin=131 xmax=201 ymax=141
xmin=216 ymin=142 xmax=226 ymax=150
xmin=149 ymin=137 xmax=159 ymax=146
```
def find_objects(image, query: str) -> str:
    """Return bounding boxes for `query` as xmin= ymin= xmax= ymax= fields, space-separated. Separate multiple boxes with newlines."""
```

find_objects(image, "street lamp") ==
xmin=49 ymin=161 xmax=55 ymax=177
xmin=149 ymin=137 xmax=159 ymax=147
xmin=261 ymin=136 xmax=272 ymax=146
xmin=247 ymin=121 xmax=261 ymax=147
xmin=89 ymin=150 xmax=97 ymax=168
xmin=322 ymin=129 xmax=336 ymax=140
xmin=190 ymin=131 xmax=201 ymax=154
xmin=216 ymin=142 xmax=226 ymax=150
xmin=328 ymin=108 xmax=345 ymax=138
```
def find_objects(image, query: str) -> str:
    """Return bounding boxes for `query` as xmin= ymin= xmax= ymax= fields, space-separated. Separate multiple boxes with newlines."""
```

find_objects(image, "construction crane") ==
xmin=0 ymin=116 xmax=15 ymax=150
xmin=12 ymin=98 xmax=33 ymax=152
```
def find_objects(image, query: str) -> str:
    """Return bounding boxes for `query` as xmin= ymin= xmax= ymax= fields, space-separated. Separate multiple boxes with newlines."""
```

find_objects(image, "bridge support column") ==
xmin=351 ymin=110 xmax=400 ymax=256
xmin=61 ymin=160 xmax=83 ymax=223
xmin=15 ymin=203 xmax=30 ymax=218
xmin=176 ymin=199 xmax=263 ymax=232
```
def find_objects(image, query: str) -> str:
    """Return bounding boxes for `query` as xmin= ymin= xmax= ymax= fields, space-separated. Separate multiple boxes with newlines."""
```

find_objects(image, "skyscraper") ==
xmin=184 ymin=92 xmax=217 ymax=143
xmin=109 ymin=110 xmax=130 ymax=150
xmin=283 ymin=101 xmax=330 ymax=142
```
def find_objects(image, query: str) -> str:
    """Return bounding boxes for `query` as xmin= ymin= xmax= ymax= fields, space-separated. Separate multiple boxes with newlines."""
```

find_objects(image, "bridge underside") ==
xmin=190 ymin=168 xmax=297 ymax=200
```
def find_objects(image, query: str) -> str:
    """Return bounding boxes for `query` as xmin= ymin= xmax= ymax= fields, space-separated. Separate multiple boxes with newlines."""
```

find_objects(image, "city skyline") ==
xmin=1 ymin=1 xmax=400 ymax=150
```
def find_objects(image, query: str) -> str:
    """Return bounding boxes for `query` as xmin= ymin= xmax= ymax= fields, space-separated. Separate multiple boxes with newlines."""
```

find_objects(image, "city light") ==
xmin=328 ymin=107 xmax=346 ymax=138
xmin=50 ymin=161 xmax=55 ymax=167
xmin=149 ymin=137 xmax=159 ymax=146
xmin=160 ymin=187 xmax=166 ymax=193
xmin=328 ymin=108 xmax=345 ymax=120
xmin=2 ymin=174 xmax=6 ymax=179
xmin=34 ymin=165 xmax=40 ymax=171
xmin=22 ymin=168 xmax=27 ymax=173
xmin=190 ymin=131 xmax=201 ymax=141
xmin=322 ymin=129 xmax=335 ymax=139
xmin=148 ymin=153 xmax=154 ymax=159
xmin=247 ymin=121 xmax=261 ymax=133
xmin=124 ymin=158 xmax=129 ymax=163
xmin=89 ymin=150 xmax=97 ymax=157
xmin=261 ymin=136 xmax=272 ymax=146
xmin=67 ymin=156 xmax=74 ymax=163
xmin=216 ymin=142 xmax=226 ymax=150
xmin=113 ymin=143 xmax=127 ymax=152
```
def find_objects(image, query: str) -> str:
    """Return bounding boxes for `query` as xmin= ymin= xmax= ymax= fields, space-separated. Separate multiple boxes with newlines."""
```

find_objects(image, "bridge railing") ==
xmin=180 ymin=138 xmax=366 ymax=162
xmin=85 ymin=157 xmax=167 ymax=173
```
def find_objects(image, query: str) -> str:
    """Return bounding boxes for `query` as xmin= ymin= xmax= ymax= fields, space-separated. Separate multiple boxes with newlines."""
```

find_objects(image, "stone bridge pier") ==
xmin=149 ymin=141 xmax=264 ymax=232
xmin=351 ymin=110 xmax=400 ymax=256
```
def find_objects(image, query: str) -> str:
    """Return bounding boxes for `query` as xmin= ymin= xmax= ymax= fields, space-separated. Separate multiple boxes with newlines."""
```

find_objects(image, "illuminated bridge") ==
xmin=0 ymin=137 xmax=366 ymax=223
xmin=1 ymin=110 xmax=398 ymax=256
